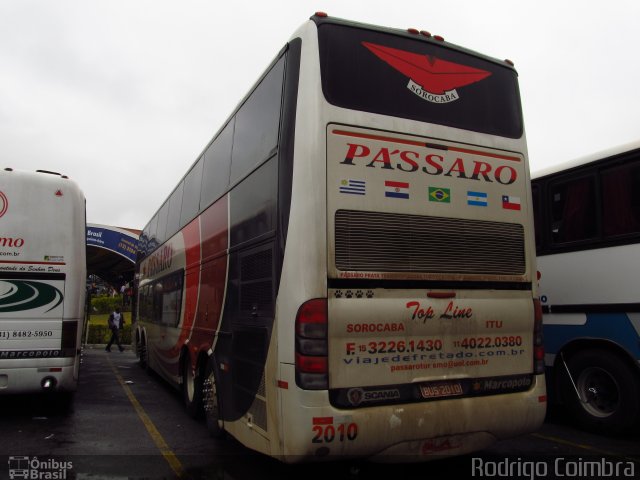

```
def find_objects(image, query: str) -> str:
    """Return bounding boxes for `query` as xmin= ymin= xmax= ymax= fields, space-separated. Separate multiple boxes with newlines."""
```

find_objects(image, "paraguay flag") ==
xmin=385 ymin=181 xmax=409 ymax=199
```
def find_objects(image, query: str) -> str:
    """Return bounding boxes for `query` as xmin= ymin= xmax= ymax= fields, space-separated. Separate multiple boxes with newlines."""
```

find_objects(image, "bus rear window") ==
xmin=318 ymin=24 xmax=523 ymax=138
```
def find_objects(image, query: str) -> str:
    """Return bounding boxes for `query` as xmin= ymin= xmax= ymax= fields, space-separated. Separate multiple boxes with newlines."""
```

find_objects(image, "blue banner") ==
xmin=86 ymin=226 xmax=138 ymax=263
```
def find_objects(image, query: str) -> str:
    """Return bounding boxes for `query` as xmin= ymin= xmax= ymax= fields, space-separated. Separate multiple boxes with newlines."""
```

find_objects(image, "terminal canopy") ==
xmin=86 ymin=223 xmax=140 ymax=287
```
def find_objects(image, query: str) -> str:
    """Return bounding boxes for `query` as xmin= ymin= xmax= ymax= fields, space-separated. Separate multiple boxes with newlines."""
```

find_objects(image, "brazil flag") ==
xmin=429 ymin=187 xmax=451 ymax=203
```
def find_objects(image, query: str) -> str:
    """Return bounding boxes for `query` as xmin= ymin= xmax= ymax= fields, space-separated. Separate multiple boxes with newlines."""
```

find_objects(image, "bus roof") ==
xmin=310 ymin=13 xmax=517 ymax=73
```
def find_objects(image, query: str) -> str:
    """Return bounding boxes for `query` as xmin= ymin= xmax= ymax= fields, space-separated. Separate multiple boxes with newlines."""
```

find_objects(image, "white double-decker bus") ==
xmin=0 ymin=168 xmax=86 ymax=402
xmin=134 ymin=13 xmax=546 ymax=462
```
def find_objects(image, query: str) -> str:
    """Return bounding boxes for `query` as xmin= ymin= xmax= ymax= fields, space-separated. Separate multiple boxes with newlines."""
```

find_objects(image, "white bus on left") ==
xmin=0 ymin=168 xmax=86 ymax=403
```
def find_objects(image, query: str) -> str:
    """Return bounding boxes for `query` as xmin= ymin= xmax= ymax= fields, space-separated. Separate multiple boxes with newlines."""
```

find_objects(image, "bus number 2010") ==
xmin=312 ymin=423 xmax=359 ymax=443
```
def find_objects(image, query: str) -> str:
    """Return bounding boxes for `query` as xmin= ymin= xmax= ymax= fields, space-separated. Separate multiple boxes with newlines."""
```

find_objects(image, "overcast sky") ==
xmin=1 ymin=0 xmax=639 ymax=229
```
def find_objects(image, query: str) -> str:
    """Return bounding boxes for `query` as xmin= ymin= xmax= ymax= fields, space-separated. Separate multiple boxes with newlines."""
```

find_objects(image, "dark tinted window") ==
xmin=157 ymin=271 xmax=183 ymax=327
xmin=139 ymin=285 xmax=152 ymax=322
xmin=318 ymin=24 xmax=522 ymax=138
xmin=180 ymin=157 xmax=204 ymax=227
xmin=230 ymin=56 xmax=285 ymax=184
xmin=230 ymin=157 xmax=277 ymax=247
xmin=166 ymin=182 xmax=184 ymax=240
xmin=156 ymin=201 xmax=169 ymax=245
xmin=601 ymin=160 xmax=640 ymax=237
xmin=201 ymin=120 xmax=233 ymax=209
xmin=550 ymin=176 xmax=597 ymax=244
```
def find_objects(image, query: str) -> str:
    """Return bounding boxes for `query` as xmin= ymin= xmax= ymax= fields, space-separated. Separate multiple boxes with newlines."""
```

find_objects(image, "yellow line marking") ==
xmin=107 ymin=356 xmax=185 ymax=478
xmin=531 ymin=432 xmax=640 ymax=463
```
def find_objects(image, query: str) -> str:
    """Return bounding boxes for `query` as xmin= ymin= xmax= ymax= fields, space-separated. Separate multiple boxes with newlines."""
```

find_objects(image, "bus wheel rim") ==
xmin=185 ymin=361 xmax=195 ymax=402
xmin=576 ymin=366 xmax=620 ymax=418
xmin=203 ymin=373 xmax=218 ymax=417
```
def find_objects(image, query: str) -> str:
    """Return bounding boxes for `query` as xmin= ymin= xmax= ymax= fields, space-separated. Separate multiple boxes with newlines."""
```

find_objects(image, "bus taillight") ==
xmin=533 ymin=298 xmax=545 ymax=374
xmin=296 ymin=353 xmax=328 ymax=373
xmin=295 ymin=299 xmax=328 ymax=390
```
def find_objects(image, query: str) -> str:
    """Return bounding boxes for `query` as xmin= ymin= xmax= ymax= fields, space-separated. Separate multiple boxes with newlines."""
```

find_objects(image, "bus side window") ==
xmin=550 ymin=175 xmax=596 ymax=244
xmin=200 ymin=120 xmax=233 ymax=210
xmin=156 ymin=201 xmax=170 ymax=246
xmin=147 ymin=215 xmax=159 ymax=252
xmin=180 ymin=157 xmax=204 ymax=228
xmin=165 ymin=182 xmax=184 ymax=241
xmin=601 ymin=159 xmax=640 ymax=237
xmin=230 ymin=56 xmax=285 ymax=185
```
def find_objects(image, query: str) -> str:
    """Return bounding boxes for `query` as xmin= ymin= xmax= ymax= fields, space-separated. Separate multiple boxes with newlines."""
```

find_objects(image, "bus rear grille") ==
xmin=335 ymin=210 xmax=525 ymax=275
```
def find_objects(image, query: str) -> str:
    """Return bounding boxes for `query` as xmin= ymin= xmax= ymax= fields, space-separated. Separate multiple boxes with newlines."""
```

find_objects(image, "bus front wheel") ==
xmin=560 ymin=349 xmax=640 ymax=435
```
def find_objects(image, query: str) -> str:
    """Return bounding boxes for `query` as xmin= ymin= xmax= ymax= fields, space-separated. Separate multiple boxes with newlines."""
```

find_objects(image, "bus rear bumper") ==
xmin=0 ymin=362 xmax=78 ymax=395
xmin=277 ymin=365 xmax=546 ymax=462
xmin=369 ymin=431 xmax=497 ymax=462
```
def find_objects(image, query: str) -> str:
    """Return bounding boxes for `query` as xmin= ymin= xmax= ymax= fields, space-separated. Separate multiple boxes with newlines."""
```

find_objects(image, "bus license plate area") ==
xmin=420 ymin=381 xmax=464 ymax=399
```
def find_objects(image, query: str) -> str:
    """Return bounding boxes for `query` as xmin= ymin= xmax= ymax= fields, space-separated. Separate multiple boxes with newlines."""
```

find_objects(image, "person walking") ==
xmin=106 ymin=307 xmax=125 ymax=352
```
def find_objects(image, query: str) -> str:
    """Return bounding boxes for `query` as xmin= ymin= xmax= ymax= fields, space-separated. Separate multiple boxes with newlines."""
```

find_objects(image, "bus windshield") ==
xmin=318 ymin=23 xmax=523 ymax=138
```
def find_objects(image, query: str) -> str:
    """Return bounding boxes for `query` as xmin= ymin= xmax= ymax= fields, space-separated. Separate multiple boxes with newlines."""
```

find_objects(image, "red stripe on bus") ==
xmin=0 ymin=260 xmax=66 ymax=265
xmin=332 ymin=129 xmax=521 ymax=162
xmin=448 ymin=146 xmax=520 ymax=162
xmin=427 ymin=291 xmax=456 ymax=299
xmin=191 ymin=195 xmax=229 ymax=351
xmin=313 ymin=417 xmax=333 ymax=425
xmin=158 ymin=217 xmax=202 ymax=366
xmin=183 ymin=218 xmax=202 ymax=336
xmin=385 ymin=181 xmax=408 ymax=188
xmin=333 ymin=129 xmax=424 ymax=147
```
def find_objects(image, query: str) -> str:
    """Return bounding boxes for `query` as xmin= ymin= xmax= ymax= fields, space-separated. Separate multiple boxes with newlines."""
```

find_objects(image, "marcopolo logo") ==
xmin=8 ymin=456 xmax=73 ymax=480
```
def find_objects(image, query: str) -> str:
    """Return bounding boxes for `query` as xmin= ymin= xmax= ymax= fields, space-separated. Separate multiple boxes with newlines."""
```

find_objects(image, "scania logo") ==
xmin=0 ymin=191 xmax=8 ymax=218
xmin=347 ymin=388 xmax=364 ymax=406
xmin=347 ymin=387 xmax=401 ymax=406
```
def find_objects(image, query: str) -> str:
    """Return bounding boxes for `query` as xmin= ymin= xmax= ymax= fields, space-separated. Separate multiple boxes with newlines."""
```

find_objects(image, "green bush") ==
xmin=91 ymin=295 xmax=125 ymax=314
xmin=86 ymin=324 xmax=132 ymax=345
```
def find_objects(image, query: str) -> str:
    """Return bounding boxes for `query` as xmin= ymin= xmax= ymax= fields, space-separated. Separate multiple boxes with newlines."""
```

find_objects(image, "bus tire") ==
xmin=182 ymin=354 xmax=202 ymax=418
xmin=560 ymin=349 xmax=640 ymax=435
xmin=139 ymin=338 xmax=149 ymax=371
xmin=134 ymin=331 xmax=142 ymax=360
xmin=203 ymin=358 xmax=224 ymax=438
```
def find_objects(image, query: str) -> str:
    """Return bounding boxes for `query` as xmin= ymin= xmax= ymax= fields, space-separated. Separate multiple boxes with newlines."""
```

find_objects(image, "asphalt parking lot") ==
xmin=0 ymin=347 xmax=638 ymax=480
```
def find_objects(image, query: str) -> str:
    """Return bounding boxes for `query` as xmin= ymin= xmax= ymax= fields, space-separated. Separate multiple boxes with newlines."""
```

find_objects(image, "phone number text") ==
xmin=346 ymin=339 xmax=443 ymax=355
